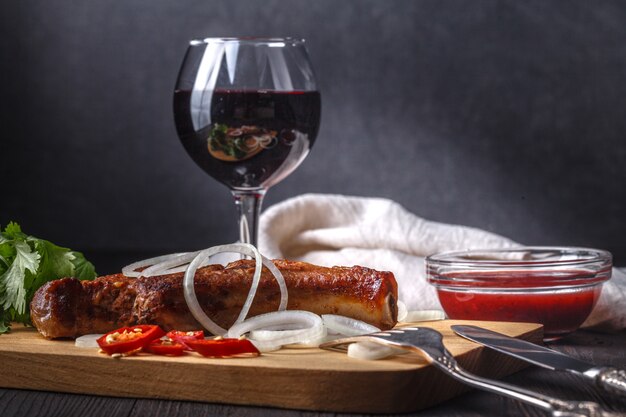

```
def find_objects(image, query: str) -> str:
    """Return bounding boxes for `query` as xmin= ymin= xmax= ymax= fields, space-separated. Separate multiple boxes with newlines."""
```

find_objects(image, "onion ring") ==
xmin=227 ymin=310 xmax=324 ymax=352
xmin=249 ymin=328 xmax=310 ymax=341
xmin=347 ymin=341 xmax=406 ymax=360
xmin=260 ymin=255 xmax=288 ymax=312
xmin=403 ymin=309 xmax=446 ymax=322
xmin=322 ymin=314 xmax=380 ymax=336
xmin=122 ymin=252 xmax=189 ymax=277
xmin=249 ymin=326 xmax=328 ymax=347
xmin=141 ymin=251 xmax=201 ymax=277
xmin=125 ymin=244 xmax=289 ymax=341
xmin=75 ymin=334 xmax=104 ymax=348
xmin=183 ymin=243 xmax=263 ymax=335
xmin=397 ymin=300 xmax=408 ymax=322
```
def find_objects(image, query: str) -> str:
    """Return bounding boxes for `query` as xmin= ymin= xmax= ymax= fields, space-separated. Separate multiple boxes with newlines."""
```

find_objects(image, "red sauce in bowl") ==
xmin=435 ymin=270 xmax=603 ymax=340
xmin=426 ymin=248 xmax=612 ymax=341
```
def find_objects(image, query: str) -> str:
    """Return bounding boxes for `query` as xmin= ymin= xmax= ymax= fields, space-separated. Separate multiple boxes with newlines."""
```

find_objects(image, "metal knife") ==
xmin=451 ymin=324 xmax=626 ymax=397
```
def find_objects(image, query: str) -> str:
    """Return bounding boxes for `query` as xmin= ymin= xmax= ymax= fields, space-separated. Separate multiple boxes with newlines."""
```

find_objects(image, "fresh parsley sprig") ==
xmin=0 ymin=222 xmax=96 ymax=333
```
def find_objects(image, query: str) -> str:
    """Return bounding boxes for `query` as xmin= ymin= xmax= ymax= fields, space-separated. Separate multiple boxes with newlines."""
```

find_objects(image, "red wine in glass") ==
xmin=174 ymin=38 xmax=321 ymax=246
xmin=174 ymin=89 xmax=321 ymax=190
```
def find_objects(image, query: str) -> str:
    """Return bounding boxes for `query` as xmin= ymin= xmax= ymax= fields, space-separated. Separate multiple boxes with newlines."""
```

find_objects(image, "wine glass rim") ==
xmin=190 ymin=37 xmax=306 ymax=46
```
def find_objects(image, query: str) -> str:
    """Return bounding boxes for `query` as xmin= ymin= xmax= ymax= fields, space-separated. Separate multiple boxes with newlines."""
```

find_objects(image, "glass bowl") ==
xmin=425 ymin=247 xmax=612 ymax=341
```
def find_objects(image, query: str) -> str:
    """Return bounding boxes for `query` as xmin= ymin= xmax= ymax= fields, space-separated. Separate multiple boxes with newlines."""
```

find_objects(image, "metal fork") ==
xmin=319 ymin=327 xmax=619 ymax=417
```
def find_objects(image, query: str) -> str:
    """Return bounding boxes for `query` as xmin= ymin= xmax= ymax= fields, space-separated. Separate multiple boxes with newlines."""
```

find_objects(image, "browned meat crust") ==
xmin=30 ymin=260 xmax=398 ymax=338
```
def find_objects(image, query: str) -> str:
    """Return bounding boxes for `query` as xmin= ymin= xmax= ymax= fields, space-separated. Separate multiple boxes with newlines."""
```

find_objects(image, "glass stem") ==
xmin=232 ymin=189 xmax=266 ymax=247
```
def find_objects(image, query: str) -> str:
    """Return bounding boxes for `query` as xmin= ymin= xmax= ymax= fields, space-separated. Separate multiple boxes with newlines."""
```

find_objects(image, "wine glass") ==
xmin=174 ymin=38 xmax=321 ymax=246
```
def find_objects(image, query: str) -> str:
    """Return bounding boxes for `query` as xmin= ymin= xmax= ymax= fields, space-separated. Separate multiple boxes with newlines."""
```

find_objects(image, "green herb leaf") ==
xmin=70 ymin=251 xmax=96 ymax=282
xmin=30 ymin=239 xmax=74 ymax=297
xmin=0 ymin=222 xmax=97 ymax=334
xmin=0 ymin=240 xmax=40 ymax=315
xmin=3 ymin=222 xmax=26 ymax=240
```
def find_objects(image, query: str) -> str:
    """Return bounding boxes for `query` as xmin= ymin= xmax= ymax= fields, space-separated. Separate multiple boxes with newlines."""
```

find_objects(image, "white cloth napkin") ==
xmin=259 ymin=193 xmax=626 ymax=331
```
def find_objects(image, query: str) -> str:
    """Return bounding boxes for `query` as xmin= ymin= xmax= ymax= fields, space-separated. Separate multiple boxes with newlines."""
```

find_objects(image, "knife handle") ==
xmin=591 ymin=367 xmax=626 ymax=397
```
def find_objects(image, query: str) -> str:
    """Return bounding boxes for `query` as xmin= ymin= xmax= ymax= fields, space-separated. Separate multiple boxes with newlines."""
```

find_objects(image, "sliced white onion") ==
xmin=141 ymin=251 xmax=201 ymax=277
xmin=249 ymin=323 xmax=304 ymax=331
xmin=397 ymin=300 xmax=408 ymax=322
xmin=128 ymin=251 xmax=239 ymax=278
xmin=403 ymin=309 xmax=446 ymax=322
xmin=249 ymin=328 xmax=308 ymax=341
xmin=229 ymin=310 xmax=324 ymax=337
xmin=322 ymin=314 xmax=380 ymax=336
xmin=260 ymin=255 xmax=288 ymax=312
xmin=183 ymin=243 xmax=263 ymax=335
xmin=75 ymin=334 xmax=103 ymax=348
xmin=125 ymin=243 xmax=289 ymax=341
xmin=122 ymin=252 xmax=189 ymax=277
xmin=249 ymin=330 xmax=325 ymax=352
xmin=284 ymin=333 xmax=347 ymax=348
xmin=347 ymin=341 xmax=406 ymax=360
xmin=250 ymin=325 xmax=328 ymax=347
xmin=285 ymin=331 xmax=329 ymax=348
xmin=227 ymin=310 xmax=324 ymax=352
xmin=145 ymin=264 xmax=189 ymax=276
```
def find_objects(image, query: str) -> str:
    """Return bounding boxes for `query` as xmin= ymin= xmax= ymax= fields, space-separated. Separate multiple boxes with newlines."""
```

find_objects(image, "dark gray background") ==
xmin=2 ymin=0 xmax=625 ymax=272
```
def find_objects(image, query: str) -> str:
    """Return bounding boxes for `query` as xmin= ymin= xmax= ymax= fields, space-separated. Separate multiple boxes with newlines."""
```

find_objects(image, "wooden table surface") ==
xmin=2 ymin=329 xmax=626 ymax=417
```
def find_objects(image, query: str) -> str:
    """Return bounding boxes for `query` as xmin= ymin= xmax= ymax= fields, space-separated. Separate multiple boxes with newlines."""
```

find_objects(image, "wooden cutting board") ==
xmin=0 ymin=320 xmax=542 ymax=413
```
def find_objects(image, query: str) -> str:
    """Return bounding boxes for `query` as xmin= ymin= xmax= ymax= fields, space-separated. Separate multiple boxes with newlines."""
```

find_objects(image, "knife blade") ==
xmin=451 ymin=324 xmax=626 ymax=397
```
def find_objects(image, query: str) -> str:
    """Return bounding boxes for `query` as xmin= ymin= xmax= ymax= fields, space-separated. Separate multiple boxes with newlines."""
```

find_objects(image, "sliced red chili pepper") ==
xmin=97 ymin=325 xmax=165 ymax=355
xmin=185 ymin=338 xmax=260 ymax=358
xmin=144 ymin=339 xmax=186 ymax=356
xmin=166 ymin=330 xmax=205 ymax=350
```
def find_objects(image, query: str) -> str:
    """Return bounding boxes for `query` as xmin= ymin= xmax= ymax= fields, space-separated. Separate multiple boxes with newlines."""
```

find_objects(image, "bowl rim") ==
xmin=425 ymin=246 xmax=612 ymax=268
